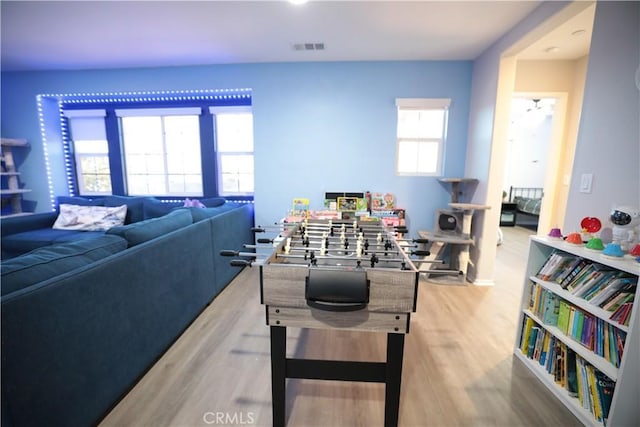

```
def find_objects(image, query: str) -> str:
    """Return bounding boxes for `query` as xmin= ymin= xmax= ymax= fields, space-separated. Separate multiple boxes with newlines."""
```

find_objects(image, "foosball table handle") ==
xmin=230 ymin=260 xmax=252 ymax=267
xmin=411 ymin=250 xmax=431 ymax=257
xmin=257 ymin=238 xmax=273 ymax=244
xmin=220 ymin=250 xmax=239 ymax=256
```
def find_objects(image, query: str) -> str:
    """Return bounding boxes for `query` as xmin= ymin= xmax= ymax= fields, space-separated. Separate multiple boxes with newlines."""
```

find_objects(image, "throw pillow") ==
xmin=52 ymin=204 xmax=127 ymax=231
xmin=184 ymin=198 xmax=206 ymax=208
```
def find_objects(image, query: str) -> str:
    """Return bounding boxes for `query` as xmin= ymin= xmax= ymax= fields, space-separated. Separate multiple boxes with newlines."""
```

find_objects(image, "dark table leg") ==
xmin=384 ymin=333 xmax=405 ymax=427
xmin=271 ymin=325 xmax=287 ymax=427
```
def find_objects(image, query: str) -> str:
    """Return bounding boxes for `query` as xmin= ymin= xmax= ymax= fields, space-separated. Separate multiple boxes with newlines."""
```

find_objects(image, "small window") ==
xmin=64 ymin=109 xmax=112 ymax=195
xmin=395 ymin=98 xmax=450 ymax=176
xmin=211 ymin=107 xmax=254 ymax=196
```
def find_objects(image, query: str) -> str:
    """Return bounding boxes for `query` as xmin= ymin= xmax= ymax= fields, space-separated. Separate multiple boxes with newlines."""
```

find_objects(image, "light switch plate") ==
xmin=580 ymin=173 xmax=593 ymax=193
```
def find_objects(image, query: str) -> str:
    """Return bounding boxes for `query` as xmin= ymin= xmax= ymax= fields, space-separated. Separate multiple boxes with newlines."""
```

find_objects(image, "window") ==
xmin=117 ymin=108 xmax=203 ymax=197
xmin=58 ymin=89 xmax=253 ymax=201
xmin=211 ymin=106 xmax=254 ymax=196
xmin=64 ymin=109 xmax=112 ymax=195
xmin=395 ymin=98 xmax=450 ymax=176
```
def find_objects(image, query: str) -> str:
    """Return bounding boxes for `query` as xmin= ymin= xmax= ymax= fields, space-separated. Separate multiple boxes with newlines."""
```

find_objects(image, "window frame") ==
xmin=59 ymin=92 xmax=254 ymax=202
xmin=210 ymin=106 xmax=255 ymax=197
xmin=395 ymin=98 xmax=451 ymax=177
xmin=63 ymin=109 xmax=113 ymax=196
xmin=116 ymin=107 xmax=205 ymax=197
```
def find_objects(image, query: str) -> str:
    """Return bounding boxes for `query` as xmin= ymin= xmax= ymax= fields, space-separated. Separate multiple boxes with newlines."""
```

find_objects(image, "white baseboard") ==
xmin=471 ymin=278 xmax=495 ymax=286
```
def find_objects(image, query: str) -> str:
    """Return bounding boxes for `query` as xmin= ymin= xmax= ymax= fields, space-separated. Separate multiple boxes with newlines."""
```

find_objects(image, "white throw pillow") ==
xmin=53 ymin=204 xmax=127 ymax=231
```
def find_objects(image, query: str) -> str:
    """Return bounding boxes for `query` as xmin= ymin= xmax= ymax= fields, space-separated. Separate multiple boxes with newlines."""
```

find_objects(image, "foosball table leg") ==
xmin=269 ymin=325 xmax=406 ymax=427
xmin=270 ymin=325 xmax=287 ymax=427
xmin=384 ymin=333 xmax=405 ymax=427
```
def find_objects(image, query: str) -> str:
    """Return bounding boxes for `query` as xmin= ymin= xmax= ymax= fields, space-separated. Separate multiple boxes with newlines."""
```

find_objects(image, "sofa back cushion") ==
xmin=106 ymin=209 xmax=193 ymax=247
xmin=186 ymin=203 xmax=241 ymax=222
xmin=1 ymin=235 xmax=128 ymax=296
xmin=57 ymin=196 xmax=104 ymax=207
xmin=103 ymin=196 xmax=152 ymax=224
xmin=143 ymin=197 xmax=227 ymax=220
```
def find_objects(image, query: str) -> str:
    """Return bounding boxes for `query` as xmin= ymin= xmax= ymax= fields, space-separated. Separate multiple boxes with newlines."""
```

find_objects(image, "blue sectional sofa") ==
xmin=1 ymin=198 xmax=254 ymax=427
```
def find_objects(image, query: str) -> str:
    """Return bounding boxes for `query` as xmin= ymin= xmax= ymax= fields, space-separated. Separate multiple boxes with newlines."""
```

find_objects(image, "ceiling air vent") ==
xmin=293 ymin=43 xmax=325 ymax=51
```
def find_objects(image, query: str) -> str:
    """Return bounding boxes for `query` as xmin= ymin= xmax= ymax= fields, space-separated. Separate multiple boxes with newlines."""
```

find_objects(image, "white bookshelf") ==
xmin=514 ymin=236 xmax=639 ymax=426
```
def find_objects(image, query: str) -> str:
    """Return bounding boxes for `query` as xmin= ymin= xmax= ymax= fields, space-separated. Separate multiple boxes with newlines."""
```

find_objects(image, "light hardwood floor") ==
xmin=100 ymin=226 xmax=581 ymax=427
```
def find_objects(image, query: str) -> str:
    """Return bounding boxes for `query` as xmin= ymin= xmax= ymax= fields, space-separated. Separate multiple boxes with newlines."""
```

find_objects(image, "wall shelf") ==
xmin=1 ymin=138 xmax=32 ymax=218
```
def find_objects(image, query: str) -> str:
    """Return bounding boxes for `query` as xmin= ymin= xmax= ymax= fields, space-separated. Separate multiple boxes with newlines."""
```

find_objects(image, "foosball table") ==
xmin=222 ymin=219 xmax=430 ymax=427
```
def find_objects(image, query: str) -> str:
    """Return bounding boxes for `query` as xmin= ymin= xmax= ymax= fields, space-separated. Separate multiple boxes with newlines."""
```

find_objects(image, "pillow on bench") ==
xmin=1 ymin=235 xmax=128 ymax=296
xmin=53 ymin=204 xmax=127 ymax=231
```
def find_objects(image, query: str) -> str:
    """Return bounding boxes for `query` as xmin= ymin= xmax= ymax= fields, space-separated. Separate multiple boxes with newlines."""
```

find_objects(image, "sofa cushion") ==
xmin=106 ymin=209 xmax=193 ymax=246
xmin=1 ymin=229 xmax=106 ymax=255
xmin=104 ymin=196 xmax=152 ymax=224
xmin=143 ymin=199 xmax=182 ymax=219
xmin=186 ymin=203 xmax=242 ymax=222
xmin=143 ymin=198 xmax=227 ymax=220
xmin=53 ymin=204 xmax=127 ymax=231
xmin=57 ymin=196 xmax=104 ymax=207
xmin=0 ymin=235 xmax=127 ymax=296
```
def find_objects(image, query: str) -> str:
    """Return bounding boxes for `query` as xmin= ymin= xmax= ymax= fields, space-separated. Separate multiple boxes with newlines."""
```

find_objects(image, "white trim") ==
xmin=63 ymin=109 xmax=106 ymax=118
xmin=115 ymin=107 xmax=202 ymax=117
xmin=208 ymin=105 xmax=253 ymax=114
xmin=395 ymin=98 xmax=451 ymax=110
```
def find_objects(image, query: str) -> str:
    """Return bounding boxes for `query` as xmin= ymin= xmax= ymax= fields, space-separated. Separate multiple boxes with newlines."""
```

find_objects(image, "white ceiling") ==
xmin=0 ymin=0 xmax=593 ymax=72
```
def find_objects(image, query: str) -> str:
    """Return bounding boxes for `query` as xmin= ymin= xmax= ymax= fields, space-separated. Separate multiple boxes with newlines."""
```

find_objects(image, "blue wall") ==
xmin=1 ymin=60 xmax=472 ymax=237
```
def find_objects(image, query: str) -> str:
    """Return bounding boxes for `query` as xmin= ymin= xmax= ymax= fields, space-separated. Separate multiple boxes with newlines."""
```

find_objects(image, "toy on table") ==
xmin=601 ymin=206 xmax=640 ymax=259
xmin=578 ymin=216 xmax=604 ymax=251
xmin=609 ymin=206 xmax=640 ymax=252
xmin=547 ymin=227 xmax=563 ymax=240
xmin=565 ymin=232 xmax=583 ymax=245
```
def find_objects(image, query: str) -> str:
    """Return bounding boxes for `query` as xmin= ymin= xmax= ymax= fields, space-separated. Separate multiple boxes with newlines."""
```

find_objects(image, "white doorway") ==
xmin=503 ymin=92 xmax=569 ymax=235
xmin=504 ymin=96 xmax=555 ymax=231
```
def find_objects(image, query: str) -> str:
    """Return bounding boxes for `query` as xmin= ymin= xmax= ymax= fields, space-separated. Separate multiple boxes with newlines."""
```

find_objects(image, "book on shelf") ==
xmin=557 ymin=300 xmax=571 ymax=335
xmin=610 ymin=302 xmax=633 ymax=326
xmin=586 ymin=363 xmax=603 ymax=423
xmin=569 ymin=265 xmax=616 ymax=297
xmin=527 ymin=283 xmax=561 ymax=326
xmin=594 ymin=369 xmax=615 ymax=426
xmin=527 ymin=326 xmax=540 ymax=358
xmin=542 ymin=292 xmax=560 ymax=325
xmin=559 ymin=258 xmax=590 ymax=288
xmin=602 ymin=291 xmax=634 ymax=312
xmin=581 ymin=271 xmax=626 ymax=301
xmin=520 ymin=316 xmax=535 ymax=353
xmin=589 ymin=276 xmax=636 ymax=307
xmin=565 ymin=262 xmax=602 ymax=292
xmin=555 ymin=257 xmax=585 ymax=285
xmin=565 ymin=349 xmax=578 ymax=397
xmin=537 ymin=252 xmax=578 ymax=282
